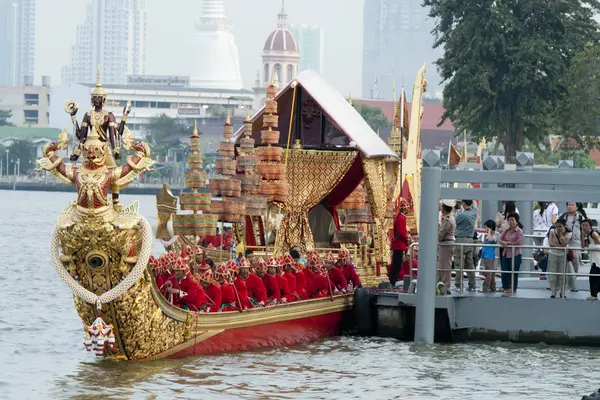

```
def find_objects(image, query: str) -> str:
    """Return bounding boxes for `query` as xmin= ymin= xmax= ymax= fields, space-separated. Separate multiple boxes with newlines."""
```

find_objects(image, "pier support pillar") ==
xmin=415 ymin=150 xmax=442 ymax=344
xmin=516 ymin=152 xmax=534 ymax=272
xmin=557 ymin=160 xmax=573 ymax=215
xmin=482 ymin=155 xmax=499 ymax=227
xmin=516 ymin=151 xmax=545 ymax=271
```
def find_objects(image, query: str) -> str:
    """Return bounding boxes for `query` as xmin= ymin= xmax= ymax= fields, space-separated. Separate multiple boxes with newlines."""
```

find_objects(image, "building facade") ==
xmin=252 ymin=5 xmax=300 ymax=109
xmin=0 ymin=76 xmax=51 ymax=126
xmin=290 ymin=24 xmax=324 ymax=74
xmin=62 ymin=0 xmax=147 ymax=85
xmin=0 ymin=0 xmax=36 ymax=87
xmin=49 ymin=78 xmax=254 ymax=137
xmin=191 ymin=0 xmax=243 ymax=90
xmin=361 ymin=0 xmax=441 ymax=100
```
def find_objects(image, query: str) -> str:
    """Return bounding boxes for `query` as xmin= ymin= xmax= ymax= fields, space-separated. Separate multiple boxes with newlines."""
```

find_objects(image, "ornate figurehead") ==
xmin=82 ymin=128 xmax=108 ymax=168
xmin=91 ymin=65 xmax=108 ymax=108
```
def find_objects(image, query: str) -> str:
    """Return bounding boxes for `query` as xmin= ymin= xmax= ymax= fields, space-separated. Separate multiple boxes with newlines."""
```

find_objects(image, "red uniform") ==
xmin=293 ymin=270 xmax=308 ymax=299
xmin=391 ymin=212 xmax=409 ymax=251
xmin=306 ymin=273 xmax=332 ymax=298
xmin=283 ymin=271 xmax=298 ymax=299
xmin=220 ymin=282 xmax=238 ymax=311
xmin=204 ymin=235 xmax=222 ymax=248
xmin=341 ymin=263 xmax=361 ymax=288
xmin=233 ymin=276 xmax=254 ymax=310
xmin=175 ymin=277 xmax=207 ymax=310
xmin=204 ymin=283 xmax=222 ymax=312
xmin=262 ymin=274 xmax=280 ymax=302
xmin=303 ymin=268 xmax=315 ymax=284
xmin=277 ymin=274 xmax=294 ymax=302
xmin=328 ymin=267 xmax=348 ymax=291
xmin=386 ymin=258 xmax=418 ymax=281
xmin=245 ymin=273 xmax=267 ymax=304
xmin=156 ymin=273 xmax=176 ymax=295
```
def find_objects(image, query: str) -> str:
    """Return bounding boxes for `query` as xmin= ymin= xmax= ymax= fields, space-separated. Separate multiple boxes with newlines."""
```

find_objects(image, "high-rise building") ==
xmin=191 ymin=0 xmax=243 ymax=89
xmin=62 ymin=0 xmax=147 ymax=85
xmin=0 ymin=0 xmax=36 ymax=86
xmin=290 ymin=24 xmax=324 ymax=74
xmin=362 ymin=0 xmax=441 ymax=100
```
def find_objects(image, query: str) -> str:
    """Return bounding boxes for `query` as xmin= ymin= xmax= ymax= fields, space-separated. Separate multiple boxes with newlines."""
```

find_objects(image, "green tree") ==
xmin=523 ymin=139 xmax=597 ymax=168
xmin=7 ymin=139 xmax=36 ymax=174
xmin=423 ymin=0 xmax=600 ymax=162
xmin=558 ymin=42 xmax=600 ymax=149
xmin=144 ymin=114 xmax=188 ymax=144
xmin=0 ymin=110 xmax=14 ymax=126
xmin=354 ymin=103 xmax=391 ymax=133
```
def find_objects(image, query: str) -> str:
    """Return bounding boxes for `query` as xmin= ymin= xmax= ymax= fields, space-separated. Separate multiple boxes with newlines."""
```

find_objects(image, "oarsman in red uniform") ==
xmin=263 ymin=258 xmax=282 ymax=305
xmin=233 ymin=258 xmax=254 ymax=310
xmin=216 ymin=262 xmax=238 ymax=311
xmin=156 ymin=255 xmax=177 ymax=298
xmin=199 ymin=269 xmax=222 ymax=312
xmin=292 ymin=260 xmax=308 ymax=300
xmin=306 ymin=265 xmax=333 ymax=299
xmin=304 ymin=251 xmax=322 ymax=283
xmin=282 ymin=254 xmax=299 ymax=300
xmin=324 ymin=254 xmax=348 ymax=293
xmin=169 ymin=259 xmax=207 ymax=311
xmin=277 ymin=256 xmax=295 ymax=302
xmin=338 ymin=248 xmax=362 ymax=290
xmin=389 ymin=196 xmax=410 ymax=287
xmin=237 ymin=258 xmax=266 ymax=307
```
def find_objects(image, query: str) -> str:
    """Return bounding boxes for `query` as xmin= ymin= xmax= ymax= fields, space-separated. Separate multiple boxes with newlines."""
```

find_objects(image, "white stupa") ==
xmin=191 ymin=0 xmax=244 ymax=89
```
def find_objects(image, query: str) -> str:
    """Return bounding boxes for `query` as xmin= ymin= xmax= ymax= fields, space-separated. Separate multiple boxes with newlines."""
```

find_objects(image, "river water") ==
xmin=1 ymin=190 xmax=598 ymax=399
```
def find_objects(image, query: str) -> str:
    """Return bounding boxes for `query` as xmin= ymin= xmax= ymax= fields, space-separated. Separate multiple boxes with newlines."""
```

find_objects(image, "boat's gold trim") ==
xmin=142 ymin=329 xmax=225 ymax=361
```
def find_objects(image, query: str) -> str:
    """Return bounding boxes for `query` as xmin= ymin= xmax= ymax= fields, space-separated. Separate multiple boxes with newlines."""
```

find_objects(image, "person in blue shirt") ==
xmin=481 ymin=219 xmax=499 ymax=293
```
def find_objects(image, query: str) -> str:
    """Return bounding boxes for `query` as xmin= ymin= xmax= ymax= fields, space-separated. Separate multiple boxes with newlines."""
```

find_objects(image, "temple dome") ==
xmin=264 ymin=29 xmax=298 ymax=52
xmin=191 ymin=0 xmax=243 ymax=89
xmin=263 ymin=5 xmax=299 ymax=54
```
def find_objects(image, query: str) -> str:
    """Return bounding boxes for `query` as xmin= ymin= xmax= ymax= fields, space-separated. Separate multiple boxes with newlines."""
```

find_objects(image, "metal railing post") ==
xmin=511 ymin=251 xmax=515 ymax=296
xmin=460 ymin=244 xmax=464 ymax=295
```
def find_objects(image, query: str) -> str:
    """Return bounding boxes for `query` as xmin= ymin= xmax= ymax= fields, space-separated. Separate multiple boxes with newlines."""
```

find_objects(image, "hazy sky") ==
xmin=36 ymin=0 xmax=364 ymax=96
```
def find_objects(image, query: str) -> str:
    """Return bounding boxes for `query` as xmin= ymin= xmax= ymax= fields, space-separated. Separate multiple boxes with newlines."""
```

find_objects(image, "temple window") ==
xmin=274 ymin=64 xmax=282 ymax=82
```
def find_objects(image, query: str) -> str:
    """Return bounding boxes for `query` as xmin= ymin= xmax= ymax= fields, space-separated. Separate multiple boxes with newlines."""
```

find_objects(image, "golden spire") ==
xmin=225 ymin=109 xmax=231 ymax=126
xmin=245 ymin=111 xmax=251 ymax=122
xmin=192 ymin=120 xmax=199 ymax=137
xmin=91 ymin=64 xmax=107 ymax=97
xmin=269 ymin=70 xmax=275 ymax=87
xmin=347 ymin=94 xmax=353 ymax=106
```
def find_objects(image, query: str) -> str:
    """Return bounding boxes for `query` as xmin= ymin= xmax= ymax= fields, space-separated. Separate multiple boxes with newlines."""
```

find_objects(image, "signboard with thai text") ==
xmin=127 ymin=75 xmax=190 ymax=87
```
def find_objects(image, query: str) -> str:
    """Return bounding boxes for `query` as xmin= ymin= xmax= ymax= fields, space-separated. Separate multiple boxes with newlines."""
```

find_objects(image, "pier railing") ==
xmin=408 ymin=241 xmax=596 ymax=297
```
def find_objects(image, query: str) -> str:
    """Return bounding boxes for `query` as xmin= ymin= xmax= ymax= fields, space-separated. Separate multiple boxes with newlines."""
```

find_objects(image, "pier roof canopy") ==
xmin=235 ymin=69 xmax=398 ymax=159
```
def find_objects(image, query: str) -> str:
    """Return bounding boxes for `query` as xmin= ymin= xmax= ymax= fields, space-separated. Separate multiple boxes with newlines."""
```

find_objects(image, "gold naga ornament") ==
xmin=37 ymin=117 xmax=161 ymax=358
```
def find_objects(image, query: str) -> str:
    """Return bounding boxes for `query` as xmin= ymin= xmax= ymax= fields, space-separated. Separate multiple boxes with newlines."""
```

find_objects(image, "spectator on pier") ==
xmin=497 ymin=201 xmax=519 ymax=233
xmin=454 ymin=200 xmax=478 ymax=291
xmin=582 ymin=220 xmax=600 ymax=300
xmin=499 ymin=213 xmax=524 ymax=296
xmin=533 ymin=202 xmax=552 ymax=244
xmin=560 ymin=202 xmax=584 ymax=291
xmin=481 ymin=220 xmax=499 ymax=293
xmin=437 ymin=200 xmax=456 ymax=293
xmin=547 ymin=218 xmax=571 ymax=299
xmin=545 ymin=201 xmax=559 ymax=228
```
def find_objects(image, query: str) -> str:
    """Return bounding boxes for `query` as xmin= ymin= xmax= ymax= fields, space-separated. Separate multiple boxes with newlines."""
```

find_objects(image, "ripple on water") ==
xmin=2 ymin=191 xmax=600 ymax=399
